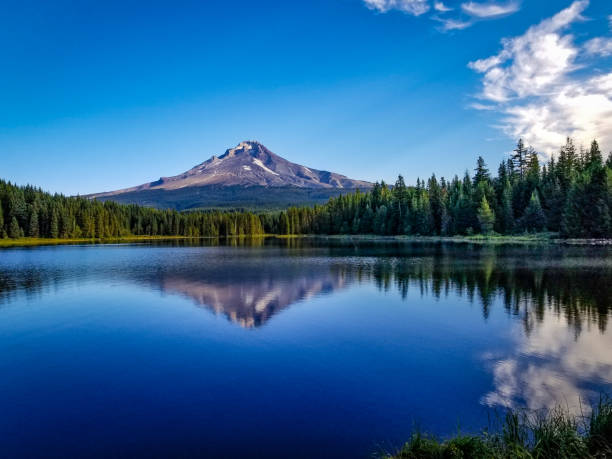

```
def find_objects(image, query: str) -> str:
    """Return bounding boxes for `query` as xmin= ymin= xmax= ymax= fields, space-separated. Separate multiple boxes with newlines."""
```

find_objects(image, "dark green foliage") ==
xmin=50 ymin=210 xmax=59 ymax=238
xmin=391 ymin=433 xmax=497 ymax=458
xmin=28 ymin=208 xmax=39 ymax=237
xmin=588 ymin=396 xmax=612 ymax=456
xmin=473 ymin=156 xmax=490 ymax=185
xmin=0 ymin=205 xmax=4 ymax=238
xmin=531 ymin=408 xmax=588 ymax=458
xmin=561 ymin=159 xmax=611 ymax=238
xmin=258 ymin=139 xmax=609 ymax=238
xmin=0 ymin=180 xmax=266 ymax=240
xmin=496 ymin=179 xmax=514 ymax=234
xmin=387 ymin=398 xmax=612 ymax=459
xmin=521 ymin=191 xmax=547 ymax=232
xmin=1 ymin=137 xmax=610 ymax=240
xmin=512 ymin=138 xmax=528 ymax=179
xmin=9 ymin=216 xmax=20 ymax=239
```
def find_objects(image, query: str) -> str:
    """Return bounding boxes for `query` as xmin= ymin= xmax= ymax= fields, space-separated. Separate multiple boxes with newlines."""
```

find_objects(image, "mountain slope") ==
xmin=88 ymin=141 xmax=372 ymax=210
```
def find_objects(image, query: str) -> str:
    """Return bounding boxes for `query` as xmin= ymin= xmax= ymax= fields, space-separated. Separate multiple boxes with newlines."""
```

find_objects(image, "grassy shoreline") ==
xmin=1 ymin=233 xmax=612 ymax=248
xmin=385 ymin=398 xmax=612 ymax=458
xmin=0 ymin=235 xmax=208 ymax=248
xmin=306 ymin=233 xmax=612 ymax=245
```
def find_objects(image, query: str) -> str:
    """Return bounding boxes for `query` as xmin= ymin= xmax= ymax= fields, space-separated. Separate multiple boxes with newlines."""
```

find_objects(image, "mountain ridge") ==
xmin=87 ymin=141 xmax=372 ymax=209
xmin=90 ymin=141 xmax=371 ymax=197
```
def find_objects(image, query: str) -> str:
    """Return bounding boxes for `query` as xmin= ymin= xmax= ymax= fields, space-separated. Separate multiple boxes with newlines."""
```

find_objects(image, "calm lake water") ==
xmin=1 ymin=238 xmax=611 ymax=458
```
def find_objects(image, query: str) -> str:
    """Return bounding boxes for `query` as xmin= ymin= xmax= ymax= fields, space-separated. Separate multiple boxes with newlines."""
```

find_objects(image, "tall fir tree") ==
xmin=473 ymin=156 xmax=490 ymax=185
xmin=50 ymin=211 xmax=59 ymax=239
xmin=9 ymin=216 xmax=21 ymax=239
xmin=496 ymin=179 xmax=514 ymax=234
xmin=512 ymin=139 xmax=528 ymax=179
xmin=428 ymin=175 xmax=444 ymax=235
xmin=521 ymin=191 xmax=547 ymax=232
xmin=477 ymin=197 xmax=495 ymax=235
xmin=28 ymin=209 xmax=39 ymax=238
xmin=0 ymin=203 xmax=4 ymax=238
xmin=557 ymin=137 xmax=577 ymax=195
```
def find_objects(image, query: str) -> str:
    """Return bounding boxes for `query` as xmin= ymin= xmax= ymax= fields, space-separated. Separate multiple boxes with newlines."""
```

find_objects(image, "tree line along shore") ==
xmin=1 ymin=138 xmax=611 ymax=243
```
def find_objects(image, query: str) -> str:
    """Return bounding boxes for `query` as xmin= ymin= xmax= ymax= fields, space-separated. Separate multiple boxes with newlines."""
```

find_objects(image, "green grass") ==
xmin=385 ymin=397 xmax=612 ymax=459
xmin=2 ymin=232 xmax=610 ymax=249
xmin=0 ymin=235 xmax=203 ymax=248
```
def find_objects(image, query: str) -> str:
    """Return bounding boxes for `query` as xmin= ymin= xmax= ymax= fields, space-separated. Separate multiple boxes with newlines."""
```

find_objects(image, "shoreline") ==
xmin=1 ymin=233 xmax=612 ymax=248
xmin=0 ymin=235 xmax=207 ymax=248
xmin=308 ymin=234 xmax=612 ymax=245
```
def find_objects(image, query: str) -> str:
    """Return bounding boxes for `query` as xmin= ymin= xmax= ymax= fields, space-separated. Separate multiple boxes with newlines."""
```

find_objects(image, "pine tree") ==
xmin=496 ymin=180 xmax=514 ymax=234
xmin=526 ymin=148 xmax=540 ymax=183
xmin=374 ymin=205 xmax=388 ymax=234
xmin=50 ymin=211 xmax=59 ymax=238
xmin=521 ymin=191 xmax=547 ymax=232
xmin=477 ymin=197 xmax=495 ymax=235
xmin=391 ymin=175 xmax=407 ymax=233
xmin=512 ymin=139 xmax=528 ymax=179
xmin=0 ymin=204 xmax=4 ymax=238
xmin=473 ymin=156 xmax=490 ymax=185
xmin=428 ymin=175 xmax=444 ymax=235
xmin=582 ymin=160 xmax=611 ymax=238
xmin=9 ymin=216 xmax=21 ymax=239
xmin=361 ymin=205 xmax=374 ymax=233
xmin=586 ymin=140 xmax=603 ymax=171
xmin=558 ymin=137 xmax=577 ymax=195
xmin=561 ymin=183 xmax=583 ymax=238
xmin=28 ymin=209 xmax=39 ymax=238
xmin=279 ymin=212 xmax=290 ymax=235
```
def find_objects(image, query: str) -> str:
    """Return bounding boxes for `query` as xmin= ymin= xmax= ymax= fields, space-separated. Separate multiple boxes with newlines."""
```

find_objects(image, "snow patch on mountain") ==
xmin=252 ymin=158 xmax=279 ymax=176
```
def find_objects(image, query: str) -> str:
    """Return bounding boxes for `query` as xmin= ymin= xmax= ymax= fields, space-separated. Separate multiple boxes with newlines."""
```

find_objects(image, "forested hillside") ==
xmin=272 ymin=138 xmax=612 ymax=238
xmin=1 ymin=138 xmax=611 ymax=240
xmin=0 ymin=183 xmax=265 ymax=239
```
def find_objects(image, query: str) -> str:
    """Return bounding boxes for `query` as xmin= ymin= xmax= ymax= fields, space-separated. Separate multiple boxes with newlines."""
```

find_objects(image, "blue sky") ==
xmin=1 ymin=0 xmax=610 ymax=195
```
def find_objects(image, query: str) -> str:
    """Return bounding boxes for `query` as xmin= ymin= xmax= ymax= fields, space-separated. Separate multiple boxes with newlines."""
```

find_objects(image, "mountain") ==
xmin=88 ymin=141 xmax=372 ymax=210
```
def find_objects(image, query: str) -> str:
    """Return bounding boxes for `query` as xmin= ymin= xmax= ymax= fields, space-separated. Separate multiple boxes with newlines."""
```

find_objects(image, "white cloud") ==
xmin=468 ymin=1 xmax=612 ymax=155
xmin=434 ymin=16 xmax=473 ymax=31
xmin=434 ymin=1 xmax=453 ymax=12
xmin=585 ymin=37 xmax=612 ymax=57
xmin=470 ymin=102 xmax=496 ymax=110
xmin=363 ymin=0 xmax=430 ymax=16
xmin=461 ymin=1 xmax=520 ymax=18
xmin=363 ymin=0 xmax=519 ymax=30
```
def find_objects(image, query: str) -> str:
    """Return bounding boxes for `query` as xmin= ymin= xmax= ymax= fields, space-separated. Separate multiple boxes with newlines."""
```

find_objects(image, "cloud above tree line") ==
xmin=469 ymin=0 xmax=612 ymax=155
xmin=362 ymin=0 xmax=612 ymax=156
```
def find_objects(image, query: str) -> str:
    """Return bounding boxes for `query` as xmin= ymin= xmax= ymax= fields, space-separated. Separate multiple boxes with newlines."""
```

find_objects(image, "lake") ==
xmin=1 ymin=238 xmax=611 ymax=458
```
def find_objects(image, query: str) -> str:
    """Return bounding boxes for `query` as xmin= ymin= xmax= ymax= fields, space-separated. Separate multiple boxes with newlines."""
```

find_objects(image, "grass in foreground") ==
xmin=386 ymin=397 xmax=612 ymax=459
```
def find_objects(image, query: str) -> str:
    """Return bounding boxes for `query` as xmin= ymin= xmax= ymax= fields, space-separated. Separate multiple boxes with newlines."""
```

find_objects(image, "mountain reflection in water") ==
xmin=0 ymin=239 xmax=611 ymax=418
xmin=156 ymin=267 xmax=349 ymax=328
xmin=1 ymin=240 xmax=610 ymax=332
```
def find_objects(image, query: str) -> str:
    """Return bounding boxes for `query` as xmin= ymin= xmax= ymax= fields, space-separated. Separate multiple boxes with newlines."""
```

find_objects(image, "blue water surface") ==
xmin=1 ymin=239 xmax=611 ymax=458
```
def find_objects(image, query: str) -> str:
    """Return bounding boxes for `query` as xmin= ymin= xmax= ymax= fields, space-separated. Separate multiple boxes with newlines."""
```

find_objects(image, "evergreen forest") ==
xmin=1 ymin=138 xmax=611 ymax=240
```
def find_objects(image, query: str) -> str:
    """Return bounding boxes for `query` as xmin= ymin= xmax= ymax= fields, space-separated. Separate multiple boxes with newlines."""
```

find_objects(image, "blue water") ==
xmin=1 ymin=239 xmax=611 ymax=458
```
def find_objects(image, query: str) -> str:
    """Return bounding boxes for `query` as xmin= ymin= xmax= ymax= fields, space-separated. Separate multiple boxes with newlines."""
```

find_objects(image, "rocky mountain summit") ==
xmin=92 ymin=141 xmax=371 ymax=195
xmin=88 ymin=141 xmax=372 ymax=209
